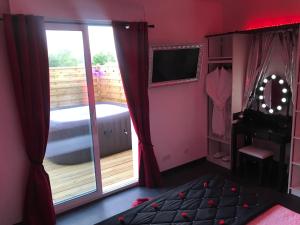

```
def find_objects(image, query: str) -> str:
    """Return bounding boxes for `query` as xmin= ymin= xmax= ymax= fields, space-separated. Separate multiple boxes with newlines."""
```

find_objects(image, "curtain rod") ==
xmin=0 ymin=17 xmax=154 ymax=27
xmin=45 ymin=18 xmax=155 ymax=27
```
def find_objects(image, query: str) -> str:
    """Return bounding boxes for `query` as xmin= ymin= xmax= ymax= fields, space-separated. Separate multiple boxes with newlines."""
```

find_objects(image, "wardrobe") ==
xmin=206 ymin=33 xmax=250 ymax=169
xmin=205 ymin=24 xmax=300 ymax=198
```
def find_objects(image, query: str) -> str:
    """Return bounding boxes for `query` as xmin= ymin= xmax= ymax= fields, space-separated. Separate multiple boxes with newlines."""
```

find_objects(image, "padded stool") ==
xmin=238 ymin=145 xmax=273 ymax=185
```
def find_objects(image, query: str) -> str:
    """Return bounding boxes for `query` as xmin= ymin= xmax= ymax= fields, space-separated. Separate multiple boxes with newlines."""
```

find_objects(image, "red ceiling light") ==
xmin=245 ymin=16 xmax=300 ymax=30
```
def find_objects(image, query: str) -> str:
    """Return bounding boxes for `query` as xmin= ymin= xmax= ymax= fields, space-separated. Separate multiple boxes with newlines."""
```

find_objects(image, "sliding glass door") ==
xmin=87 ymin=26 xmax=138 ymax=193
xmin=44 ymin=24 xmax=102 ymax=212
xmin=43 ymin=23 xmax=137 ymax=213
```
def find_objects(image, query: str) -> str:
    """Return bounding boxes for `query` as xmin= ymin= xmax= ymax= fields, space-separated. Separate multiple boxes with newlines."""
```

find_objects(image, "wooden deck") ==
xmin=44 ymin=149 xmax=134 ymax=203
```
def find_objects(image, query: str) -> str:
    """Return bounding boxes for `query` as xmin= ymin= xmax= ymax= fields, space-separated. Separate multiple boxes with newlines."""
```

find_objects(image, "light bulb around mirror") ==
xmin=259 ymin=95 xmax=264 ymax=100
xmin=262 ymin=104 xmax=267 ymax=108
xmin=259 ymin=86 xmax=264 ymax=91
xmin=281 ymin=98 xmax=287 ymax=103
xmin=279 ymin=79 xmax=284 ymax=84
xmin=271 ymin=74 xmax=276 ymax=79
xmin=282 ymin=88 xmax=288 ymax=93
xmin=277 ymin=105 xmax=282 ymax=111
xmin=269 ymin=109 xmax=274 ymax=114
xmin=263 ymin=79 xmax=268 ymax=83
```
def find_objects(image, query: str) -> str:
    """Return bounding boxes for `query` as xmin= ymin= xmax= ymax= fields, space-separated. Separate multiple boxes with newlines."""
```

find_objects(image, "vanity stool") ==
xmin=238 ymin=145 xmax=273 ymax=185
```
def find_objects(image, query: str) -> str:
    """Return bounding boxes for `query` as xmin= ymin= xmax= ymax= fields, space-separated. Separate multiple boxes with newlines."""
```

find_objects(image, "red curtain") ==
xmin=112 ymin=22 xmax=161 ymax=187
xmin=4 ymin=14 xmax=56 ymax=225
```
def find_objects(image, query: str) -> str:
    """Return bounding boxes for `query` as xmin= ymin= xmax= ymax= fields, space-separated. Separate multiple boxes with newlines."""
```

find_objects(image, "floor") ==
xmin=56 ymin=159 xmax=300 ymax=225
xmin=44 ymin=149 xmax=134 ymax=203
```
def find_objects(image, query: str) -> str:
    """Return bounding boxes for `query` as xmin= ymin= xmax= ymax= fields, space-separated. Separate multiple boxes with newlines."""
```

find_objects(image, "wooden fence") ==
xmin=49 ymin=65 xmax=126 ymax=109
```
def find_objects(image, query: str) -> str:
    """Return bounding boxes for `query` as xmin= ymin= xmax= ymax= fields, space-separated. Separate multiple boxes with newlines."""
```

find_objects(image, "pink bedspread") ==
xmin=248 ymin=204 xmax=300 ymax=225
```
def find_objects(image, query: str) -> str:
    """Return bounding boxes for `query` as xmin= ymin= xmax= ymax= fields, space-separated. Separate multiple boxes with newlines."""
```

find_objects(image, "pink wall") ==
xmin=143 ymin=0 xmax=222 ymax=170
xmin=221 ymin=0 xmax=300 ymax=32
xmin=0 ymin=1 xmax=29 ymax=224
xmin=9 ymin=0 xmax=145 ymax=21
xmin=2 ymin=0 xmax=222 ymax=223
xmin=9 ymin=0 xmax=223 ymax=172
xmin=0 ymin=0 xmax=8 ymax=11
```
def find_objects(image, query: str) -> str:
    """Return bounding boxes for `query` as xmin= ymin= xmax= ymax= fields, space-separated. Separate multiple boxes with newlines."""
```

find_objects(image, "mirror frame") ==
xmin=256 ymin=74 xmax=291 ymax=114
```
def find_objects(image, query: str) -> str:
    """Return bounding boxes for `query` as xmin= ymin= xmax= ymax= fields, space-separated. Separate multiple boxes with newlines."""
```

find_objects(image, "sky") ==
xmin=46 ymin=26 xmax=117 ymax=63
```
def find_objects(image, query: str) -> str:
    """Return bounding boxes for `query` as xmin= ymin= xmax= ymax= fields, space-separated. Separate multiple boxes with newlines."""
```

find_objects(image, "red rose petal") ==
xmin=151 ymin=203 xmax=159 ymax=209
xmin=231 ymin=187 xmax=237 ymax=192
xmin=118 ymin=216 xmax=125 ymax=223
xmin=207 ymin=199 xmax=215 ymax=206
xmin=181 ymin=212 xmax=188 ymax=218
xmin=219 ymin=219 xmax=225 ymax=225
xmin=178 ymin=192 xmax=185 ymax=199
xmin=243 ymin=203 xmax=249 ymax=208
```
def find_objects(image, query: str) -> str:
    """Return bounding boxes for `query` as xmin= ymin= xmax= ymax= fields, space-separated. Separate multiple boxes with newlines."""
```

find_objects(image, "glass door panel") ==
xmin=88 ymin=26 xmax=138 ymax=192
xmin=44 ymin=30 xmax=97 ymax=204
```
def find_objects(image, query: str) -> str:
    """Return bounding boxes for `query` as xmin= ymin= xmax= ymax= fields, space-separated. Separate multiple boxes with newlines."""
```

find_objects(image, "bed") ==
xmin=96 ymin=174 xmax=277 ymax=225
xmin=45 ymin=103 xmax=132 ymax=164
xmin=248 ymin=204 xmax=300 ymax=225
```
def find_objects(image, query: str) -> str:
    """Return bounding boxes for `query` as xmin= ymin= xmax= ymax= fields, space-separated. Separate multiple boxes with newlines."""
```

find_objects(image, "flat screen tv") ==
xmin=149 ymin=44 xmax=202 ymax=87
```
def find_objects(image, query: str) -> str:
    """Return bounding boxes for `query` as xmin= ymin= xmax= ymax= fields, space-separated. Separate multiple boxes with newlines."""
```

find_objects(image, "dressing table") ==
xmin=232 ymin=74 xmax=292 ymax=191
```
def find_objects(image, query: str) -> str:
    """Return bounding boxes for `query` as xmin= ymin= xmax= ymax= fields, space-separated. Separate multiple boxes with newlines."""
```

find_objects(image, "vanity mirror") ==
xmin=256 ymin=74 xmax=291 ymax=114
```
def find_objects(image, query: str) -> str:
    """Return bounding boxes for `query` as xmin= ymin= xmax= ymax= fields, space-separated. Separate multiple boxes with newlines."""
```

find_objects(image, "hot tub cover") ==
xmin=96 ymin=174 xmax=275 ymax=225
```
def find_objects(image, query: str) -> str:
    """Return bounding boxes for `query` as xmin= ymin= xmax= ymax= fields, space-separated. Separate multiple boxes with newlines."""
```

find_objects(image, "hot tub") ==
xmin=46 ymin=103 xmax=132 ymax=165
xmin=50 ymin=104 xmax=129 ymax=122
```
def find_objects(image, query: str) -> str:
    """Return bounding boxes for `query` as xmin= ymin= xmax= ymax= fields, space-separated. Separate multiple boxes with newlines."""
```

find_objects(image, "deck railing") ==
xmin=49 ymin=64 xmax=126 ymax=109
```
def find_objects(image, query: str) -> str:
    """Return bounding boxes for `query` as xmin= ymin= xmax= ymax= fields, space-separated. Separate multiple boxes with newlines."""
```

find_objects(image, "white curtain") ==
xmin=242 ymin=32 xmax=275 ymax=110
xmin=279 ymin=29 xmax=298 ymax=104
xmin=242 ymin=29 xmax=298 ymax=110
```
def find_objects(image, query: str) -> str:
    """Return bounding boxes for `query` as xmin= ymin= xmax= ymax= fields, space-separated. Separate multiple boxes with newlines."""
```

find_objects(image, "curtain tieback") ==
xmin=30 ymin=161 xmax=44 ymax=169
xmin=138 ymin=140 xmax=153 ymax=149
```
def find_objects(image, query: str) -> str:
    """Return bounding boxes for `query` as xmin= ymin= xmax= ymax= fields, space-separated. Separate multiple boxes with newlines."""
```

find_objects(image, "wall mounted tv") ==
xmin=149 ymin=44 xmax=202 ymax=87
